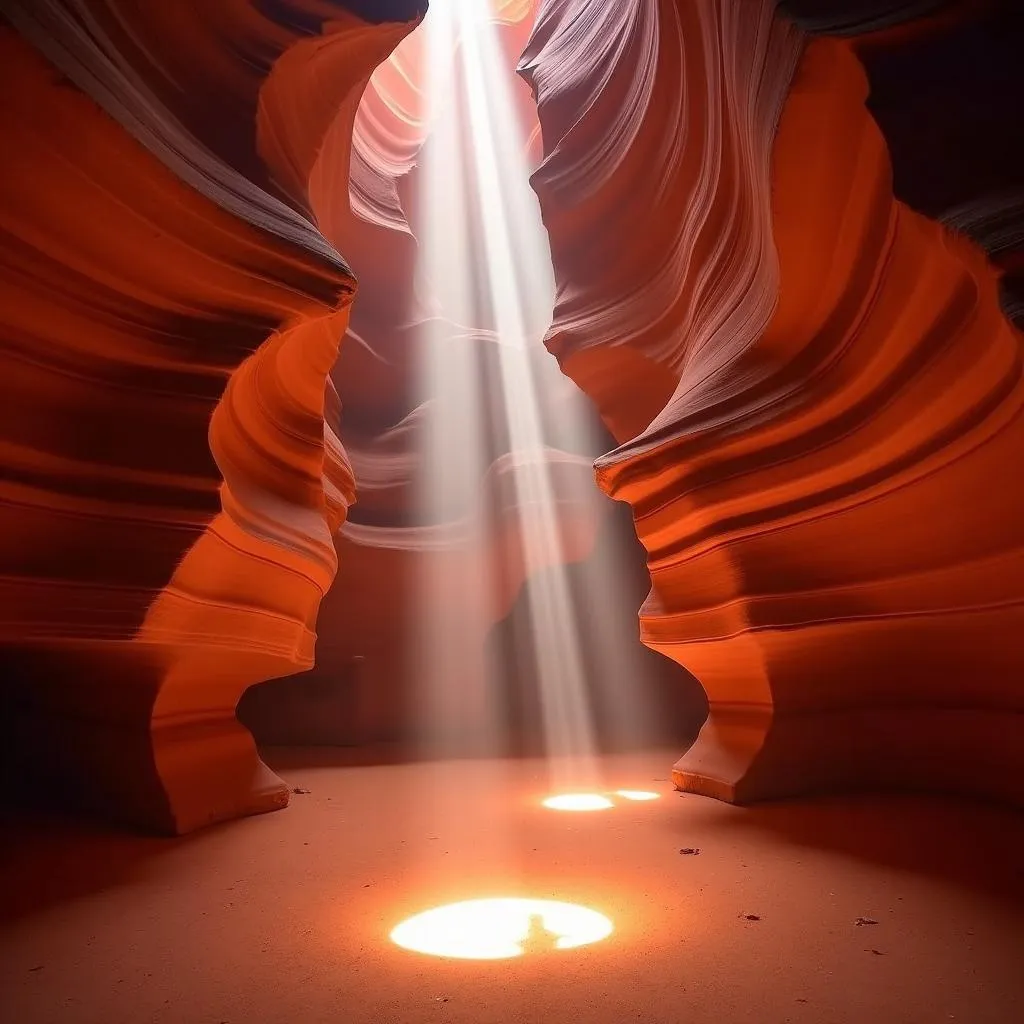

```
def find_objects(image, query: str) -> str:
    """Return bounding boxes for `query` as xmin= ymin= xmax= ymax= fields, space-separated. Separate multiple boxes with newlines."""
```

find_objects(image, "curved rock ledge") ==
xmin=527 ymin=0 xmax=1024 ymax=806
xmin=0 ymin=1 xmax=423 ymax=833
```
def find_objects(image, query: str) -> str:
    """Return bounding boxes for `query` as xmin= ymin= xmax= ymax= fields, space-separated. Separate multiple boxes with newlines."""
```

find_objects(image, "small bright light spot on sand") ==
xmin=615 ymin=790 xmax=660 ymax=801
xmin=390 ymin=898 xmax=613 ymax=959
xmin=542 ymin=793 xmax=614 ymax=812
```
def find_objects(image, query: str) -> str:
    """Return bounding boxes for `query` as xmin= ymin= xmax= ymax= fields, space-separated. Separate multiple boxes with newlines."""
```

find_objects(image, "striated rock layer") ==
xmin=525 ymin=0 xmax=1024 ymax=805
xmin=0 ymin=0 xmax=424 ymax=833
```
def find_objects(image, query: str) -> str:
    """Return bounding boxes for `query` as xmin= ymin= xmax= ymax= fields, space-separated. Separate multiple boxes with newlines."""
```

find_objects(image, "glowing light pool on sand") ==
xmin=542 ymin=793 xmax=614 ymax=811
xmin=390 ymin=898 xmax=613 ymax=959
xmin=542 ymin=790 xmax=661 ymax=811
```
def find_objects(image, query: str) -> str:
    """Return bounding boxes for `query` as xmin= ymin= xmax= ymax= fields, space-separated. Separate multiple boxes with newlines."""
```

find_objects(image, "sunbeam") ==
xmin=413 ymin=0 xmax=601 ymax=790
xmin=410 ymin=0 xmax=503 ymax=758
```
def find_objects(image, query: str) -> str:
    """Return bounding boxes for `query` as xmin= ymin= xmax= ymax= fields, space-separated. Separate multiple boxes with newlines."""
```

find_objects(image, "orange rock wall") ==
xmin=526 ymin=0 xmax=1024 ymax=804
xmin=0 ymin=1 xmax=423 ymax=833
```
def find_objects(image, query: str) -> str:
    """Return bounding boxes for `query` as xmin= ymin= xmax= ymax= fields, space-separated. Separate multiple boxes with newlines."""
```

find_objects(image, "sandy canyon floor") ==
xmin=2 ymin=748 xmax=1023 ymax=1023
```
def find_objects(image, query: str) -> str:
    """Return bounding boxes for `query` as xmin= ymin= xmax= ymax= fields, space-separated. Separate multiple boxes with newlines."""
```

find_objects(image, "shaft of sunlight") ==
xmin=453 ymin=0 xmax=599 ymax=787
xmin=412 ymin=0 xmax=665 ymax=783
xmin=412 ymin=0 xmax=502 ymax=756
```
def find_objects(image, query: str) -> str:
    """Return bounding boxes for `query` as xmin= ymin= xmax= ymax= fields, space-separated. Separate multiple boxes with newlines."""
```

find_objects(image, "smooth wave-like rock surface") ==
xmin=526 ymin=0 xmax=1024 ymax=805
xmin=0 ymin=0 xmax=423 ymax=833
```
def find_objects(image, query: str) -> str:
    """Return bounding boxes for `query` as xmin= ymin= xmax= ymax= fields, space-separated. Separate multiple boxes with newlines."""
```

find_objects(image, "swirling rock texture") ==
xmin=524 ymin=0 xmax=1024 ymax=805
xmin=0 ymin=0 xmax=425 ymax=833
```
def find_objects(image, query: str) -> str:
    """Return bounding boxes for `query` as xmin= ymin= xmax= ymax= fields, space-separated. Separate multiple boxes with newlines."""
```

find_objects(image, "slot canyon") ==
xmin=1 ymin=0 xmax=1022 ymax=1021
